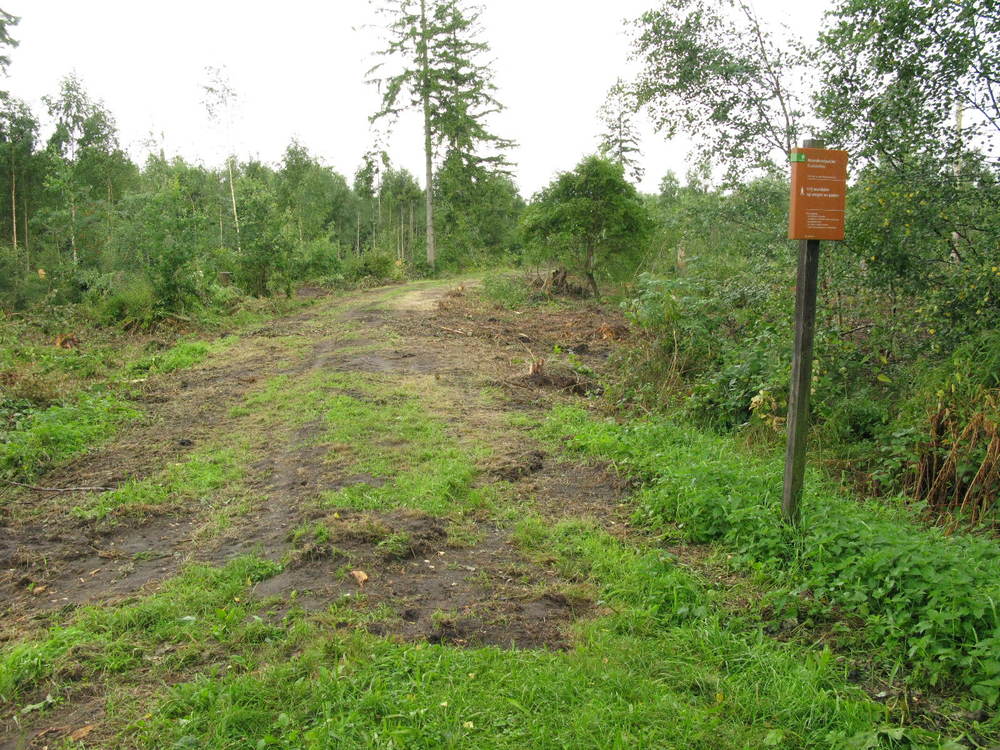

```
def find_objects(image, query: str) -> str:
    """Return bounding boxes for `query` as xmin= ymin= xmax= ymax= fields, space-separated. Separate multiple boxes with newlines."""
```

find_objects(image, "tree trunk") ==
xmin=420 ymin=0 xmax=436 ymax=269
xmin=107 ymin=180 xmax=113 ymax=250
xmin=10 ymin=164 xmax=16 ymax=251
xmin=585 ymin=245 xmax=599 ymax=297
xmin=227 ymin=157 xmax=241 ymax=253
xmin=70 ymin=197 xmax=78 ymax=266
xmin=22 ymin=190 xmax=28 ymax=270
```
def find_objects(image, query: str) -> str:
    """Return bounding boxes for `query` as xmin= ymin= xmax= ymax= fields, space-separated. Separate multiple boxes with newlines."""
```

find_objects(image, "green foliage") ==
xmin=544 ymin=405 xmax=1000 ymax=702
xmin=0 ymin=392 xmax=139 ymax=481
xmin=342 ymin=252 xmax=396 ymax=283
xmin=820 ymin=0 xmax=999 ymax=163
xmin=481 ymin=273 xmax=531 ymax=309
xmin=236 ymin=176 xmax=291 ymax=297
xmin=91 ymin=276 xmax=159 ymax=329
xmin=522 ymin=156 xmax=653 ymax=296
xmin=435 ymin=152 xmax=523 ymax=268
xmin=628 ymin=0 xmax=812 ymax=181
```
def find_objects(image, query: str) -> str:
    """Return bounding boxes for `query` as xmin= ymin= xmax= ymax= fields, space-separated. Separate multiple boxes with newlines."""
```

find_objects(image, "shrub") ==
xmin=92 ymin=277 xmax=159 ymax=330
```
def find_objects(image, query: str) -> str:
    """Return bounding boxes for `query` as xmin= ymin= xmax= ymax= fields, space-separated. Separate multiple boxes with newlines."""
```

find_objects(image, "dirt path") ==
xmin=1 ymin=279 xmax=636 ymax=748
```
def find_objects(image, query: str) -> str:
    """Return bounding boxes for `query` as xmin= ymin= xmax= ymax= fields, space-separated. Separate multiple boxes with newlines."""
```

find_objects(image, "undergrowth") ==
xmin=542 ymin=406 xmax=1000 ymax=714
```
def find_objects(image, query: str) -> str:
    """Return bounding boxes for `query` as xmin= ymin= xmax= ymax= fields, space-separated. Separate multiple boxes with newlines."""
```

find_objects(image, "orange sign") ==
xmin=788 ymin=148 xmax=848 ymax=241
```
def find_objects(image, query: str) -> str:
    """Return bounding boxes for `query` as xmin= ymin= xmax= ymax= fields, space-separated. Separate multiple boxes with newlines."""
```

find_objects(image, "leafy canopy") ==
xmin=521 ymin=155 xmax=653 ymax=296
xmin=820 ymin=0 xmax=1000 ymax=163
xmin=628 ymin=0 xmax=812 ymax=183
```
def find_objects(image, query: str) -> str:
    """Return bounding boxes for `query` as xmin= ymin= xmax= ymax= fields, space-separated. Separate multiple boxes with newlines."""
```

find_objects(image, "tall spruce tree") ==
xmin=598 ymin=81 xmax=644 ymax=184
xmin=369 ymin=0 xmax=511 ymax=268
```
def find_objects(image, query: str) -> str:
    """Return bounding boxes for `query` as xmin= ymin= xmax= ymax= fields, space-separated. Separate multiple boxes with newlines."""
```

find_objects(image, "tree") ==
xmin=112 ymin=157 xmax=213 ymax=311
xmin=277 ymin=140 xmax=355 ymax=250
xmin=628 ymin=0 xmax=812 ymax=183
xmin=521 ymin=156 xmax=654 ymax=297
xmin=0 ymin=97 xmax=37 ymax=262
xmin=820 ymin=0 xmax=1000 ymax=341
xmin=369 ymin=0 xmax=512 ymax=268
xmin=0 ymin=7 xmax=18 ymax=83
xmin=42 ymin=74 xmax=130 ymax=266
xmin=435 ymin=150 xmax=522 ymax=265
xmin=820 ymin=0 xmax=999 ymax=164
xmin=598 ymin=81 xmax=644 ymax=184
xmin=202 ymin=66 xmax=242 ymax=253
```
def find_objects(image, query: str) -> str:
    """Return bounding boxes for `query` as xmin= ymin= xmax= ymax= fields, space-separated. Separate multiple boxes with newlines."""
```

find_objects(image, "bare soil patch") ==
xmin=253 ymin=509 xmax=588 ymax=649
xmin=1 ymin=279 xmax=635 ymax=746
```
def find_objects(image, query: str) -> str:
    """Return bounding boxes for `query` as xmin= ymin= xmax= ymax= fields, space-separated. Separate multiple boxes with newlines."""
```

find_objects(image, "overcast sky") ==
xmin=4 ymin=0 xmax=831 ymax=196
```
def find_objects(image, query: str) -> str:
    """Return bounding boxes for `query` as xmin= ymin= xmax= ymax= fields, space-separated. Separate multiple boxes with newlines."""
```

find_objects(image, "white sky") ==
xmin=4 ymin=0 xmax=830 ymax=196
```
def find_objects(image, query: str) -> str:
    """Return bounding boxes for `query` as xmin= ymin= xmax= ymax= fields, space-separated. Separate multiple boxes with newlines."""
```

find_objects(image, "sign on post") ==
xmin=782 ymin=140 xmax=847 ymax=526
xmin=788 ymin=147 xmax=847 ymax=241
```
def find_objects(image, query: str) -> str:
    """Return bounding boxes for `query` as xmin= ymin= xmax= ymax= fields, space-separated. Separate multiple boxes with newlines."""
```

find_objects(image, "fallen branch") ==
xmin=438 ymin=326 xmax=469 ymax=336
xmin=5 ymin=480 xmax=114 ymax=493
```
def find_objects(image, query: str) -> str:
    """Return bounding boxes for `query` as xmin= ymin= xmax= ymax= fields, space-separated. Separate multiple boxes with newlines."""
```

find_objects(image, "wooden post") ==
xmin=782 ymin=137 xmax=825 ymax=526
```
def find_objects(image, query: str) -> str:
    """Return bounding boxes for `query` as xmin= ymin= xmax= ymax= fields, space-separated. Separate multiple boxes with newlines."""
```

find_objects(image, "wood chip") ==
xmin=70 ymin=724 xmax=96 ymax=741
xmin=350 ymin=570 xmax=368 ymax=587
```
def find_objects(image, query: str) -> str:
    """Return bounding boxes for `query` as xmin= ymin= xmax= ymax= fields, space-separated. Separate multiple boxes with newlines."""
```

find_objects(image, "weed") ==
xmin=0 ymin=393 xmax=139 ymax=482
xmin=543 ymin=405 xmax=1000 ymax=706
xmin=376 ymin=531 xmax=413 ymax=559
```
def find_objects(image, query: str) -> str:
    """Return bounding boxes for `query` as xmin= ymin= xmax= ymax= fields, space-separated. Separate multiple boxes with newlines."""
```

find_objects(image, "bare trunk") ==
xmin=70 ymin=197 xmax=78 ymax=266
xmin=227 ymin=157 xmax=241 ymax=253
xmin=420 ymin=0 xmax=436 ymax=268
xmin=10 ymin=164 xmax=16 ymax=251
xmin=585 ymin=245 xmax=599 ymax=297
xmin=22 ymin=191 xmax=28 ymax=269
xmin=107 ymin=181 xmax=113 ymax=249
xmin=356 ymin=211 xmax=360 ymax=254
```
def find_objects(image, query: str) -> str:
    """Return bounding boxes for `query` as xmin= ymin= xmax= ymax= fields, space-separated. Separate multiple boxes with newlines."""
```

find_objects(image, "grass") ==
xmin=541 ymin=405 xmax=1000 ymax=725
xmin=0 ymin=392 xmax=139 ymax=482
xmin=0 ymin=556 xmax=282 ymax=706
xmin=107 ymin=516 xmax=904 ymax=749
xmin=0 ymin=281 xmax=980 ymax=748
xmin=126 ymin=337 xmax=235 ymax=375
xmin=0 ymin=513 xmax=900 ymax=749
xmin=72 ymin=445 xmax=245 ymax=520
xmin=243 ymin=370 xmax=491 ymax=516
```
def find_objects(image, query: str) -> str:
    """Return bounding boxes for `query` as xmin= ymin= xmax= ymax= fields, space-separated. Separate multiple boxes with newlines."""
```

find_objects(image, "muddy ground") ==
xmin=0 ymin=278 xmax=645 ymax=747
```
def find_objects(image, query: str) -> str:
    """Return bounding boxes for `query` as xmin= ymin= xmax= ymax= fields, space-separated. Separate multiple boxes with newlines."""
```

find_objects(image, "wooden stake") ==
xmin=782 ymin=138 xmax=824 ymax=526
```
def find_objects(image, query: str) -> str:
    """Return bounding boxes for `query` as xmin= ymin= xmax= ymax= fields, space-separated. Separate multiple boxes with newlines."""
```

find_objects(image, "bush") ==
xmin=91 ymin=277 xmax=159 ymax=330
xmin=342 ymin=252 xmax=395 ymax=283
xmin=481 ymin=273 xmax=531 ymax=309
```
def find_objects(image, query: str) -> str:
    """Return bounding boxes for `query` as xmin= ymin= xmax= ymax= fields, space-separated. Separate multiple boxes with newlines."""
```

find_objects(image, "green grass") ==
xmin=244 ymin=371 xmax=490 ymax=516
xmin=0 ymin=392 xmax=140 ymax=482
xmin=72 ymin=445 xmax=245 ymax=520
xmin=127 ymin=336 xmax=235 ymax=375
xmin=116 ymin=515 xmax=908 ymax=749
xmin=541 ymin=405 xmax=1000 ymax=714
xmin=0 ymin=556 xmax=281 ymax=706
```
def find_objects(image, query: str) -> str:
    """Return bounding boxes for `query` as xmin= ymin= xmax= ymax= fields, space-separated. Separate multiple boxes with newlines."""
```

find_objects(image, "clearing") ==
xmin=0 ymin=279 xmax=939 ymax=748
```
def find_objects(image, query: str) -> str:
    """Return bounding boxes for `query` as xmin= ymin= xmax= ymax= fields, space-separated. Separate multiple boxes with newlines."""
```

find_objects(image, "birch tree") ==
xmin=203 ymin=66 xmax=242 ymax=253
